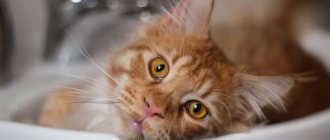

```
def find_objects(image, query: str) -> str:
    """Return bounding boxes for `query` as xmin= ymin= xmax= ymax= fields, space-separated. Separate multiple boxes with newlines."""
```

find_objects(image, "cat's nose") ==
xmin=144 ymin=100 xmax=164 ymax=119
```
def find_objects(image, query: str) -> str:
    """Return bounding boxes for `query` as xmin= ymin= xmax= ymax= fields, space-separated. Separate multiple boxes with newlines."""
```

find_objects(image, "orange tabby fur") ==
xmin=37 ymin=0 xmax=329 ymax=139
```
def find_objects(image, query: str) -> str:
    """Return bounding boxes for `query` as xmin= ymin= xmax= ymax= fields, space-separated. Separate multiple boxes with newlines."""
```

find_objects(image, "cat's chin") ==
xmin=127 ymin=120 xmax=143 ymax=135
xmin=116 ymin=117 xmax=145 ymax=139
xmin=119 ymin=116 xmax=160 ymax=139
xmin=117 ymin=121 xmax=143 ymax=139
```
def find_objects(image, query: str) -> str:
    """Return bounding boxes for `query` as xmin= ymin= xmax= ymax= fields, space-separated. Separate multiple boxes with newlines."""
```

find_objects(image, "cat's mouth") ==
xmin=123 ymin=114 xmax=144 ymax=134
xmin=126 ymin=118 xmax=148 ymax=139
xmin=130 ymin=117 xmax=148 ymax=133
xmin=126 ymin=102 xmax=164 ymax=134
xmin=127 ymin=116 xmax=154 ymax=138
xmin=132 ymin=120 xmax=143 ymax=133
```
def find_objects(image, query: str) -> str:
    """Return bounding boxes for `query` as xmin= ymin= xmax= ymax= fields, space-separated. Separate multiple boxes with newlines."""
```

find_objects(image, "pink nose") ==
xmin=144 ymin=100 xmax=163 ymax=118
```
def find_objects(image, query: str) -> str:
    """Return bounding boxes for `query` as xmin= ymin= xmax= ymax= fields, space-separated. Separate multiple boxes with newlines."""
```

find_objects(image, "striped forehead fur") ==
xmin=196 ymin=80 xmax=213 ymax=96
xmin=117 ymin=50 xmax=138 ymax=70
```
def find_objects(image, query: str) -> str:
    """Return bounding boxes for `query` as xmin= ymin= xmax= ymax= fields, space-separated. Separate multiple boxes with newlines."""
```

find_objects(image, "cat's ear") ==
xmin=235 ymin=74 xmax=295 ymax=119
xmin=148 ymin=0 xmax=214 ymax=39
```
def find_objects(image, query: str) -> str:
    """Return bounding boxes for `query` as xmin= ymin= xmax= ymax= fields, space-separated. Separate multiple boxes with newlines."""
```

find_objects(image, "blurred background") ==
xmin=0 ymin=0 xmax=173 ymax=87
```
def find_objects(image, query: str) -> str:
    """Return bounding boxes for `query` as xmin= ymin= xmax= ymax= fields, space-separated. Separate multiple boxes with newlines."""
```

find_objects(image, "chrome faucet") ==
xmin=44 ymin=0 xmax=170 ymax=60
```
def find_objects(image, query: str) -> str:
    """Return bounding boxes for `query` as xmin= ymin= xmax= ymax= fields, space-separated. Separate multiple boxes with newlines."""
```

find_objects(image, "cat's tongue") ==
xmin=133 ymin=121 xmax=142 ymax=131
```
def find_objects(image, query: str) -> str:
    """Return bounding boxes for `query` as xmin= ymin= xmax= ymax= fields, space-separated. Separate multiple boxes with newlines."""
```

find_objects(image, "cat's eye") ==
xmin=149 ymin=57 xmax=169 ymax=80
xmin=186 ymin=101 xmax=208 ymax=119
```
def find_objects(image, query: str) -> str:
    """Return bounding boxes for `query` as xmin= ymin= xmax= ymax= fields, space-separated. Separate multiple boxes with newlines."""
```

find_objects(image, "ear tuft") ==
xmin=235 ymin=74 xmax=295 ymax=119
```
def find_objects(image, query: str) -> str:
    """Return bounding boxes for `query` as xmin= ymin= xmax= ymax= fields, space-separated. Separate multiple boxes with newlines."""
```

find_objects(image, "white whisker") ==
xmin=58 ymin=100 xmax=120 ymax=106
xmin=157 ymin=4 xmax=182 ymax=27
xmin=52 ymin=86 xmax=88 ymax=92
xmin=167 ymin=0 xmax=177 ymax=9
xmin=64 ymin=30 xmax=119 ymax=84
xmin=53 ymin=92 xmax=116 ymax=99
xmin=218 ymin=97 xmax=233 ymax=131
xmin=89 ymin=118 xmax=108 ymax=132
xmin=57 ymin=73 xmax=116 ymax=90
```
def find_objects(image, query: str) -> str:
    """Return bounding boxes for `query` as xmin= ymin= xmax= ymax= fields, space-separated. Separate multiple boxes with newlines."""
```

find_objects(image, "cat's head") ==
xmin=107 ymin=0 xmax=294 ymax=139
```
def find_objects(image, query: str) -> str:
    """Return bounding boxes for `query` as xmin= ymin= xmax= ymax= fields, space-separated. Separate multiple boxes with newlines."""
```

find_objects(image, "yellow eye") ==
xmin=149 ymin=57 xmax=169 ymax=79
xmin=186 ymin=101 xmax=208 ymax=119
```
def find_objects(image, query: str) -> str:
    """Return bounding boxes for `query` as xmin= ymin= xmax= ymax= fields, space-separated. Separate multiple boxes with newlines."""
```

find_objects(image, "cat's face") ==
xmin=106 ymin=0 xmax=294 ymax=139
xmin=109 ymin=35 xmax=237 ymax=139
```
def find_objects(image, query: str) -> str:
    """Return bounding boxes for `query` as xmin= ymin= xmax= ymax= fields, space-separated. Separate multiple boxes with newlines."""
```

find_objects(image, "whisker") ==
xmin=167 ymin=0 xmax=177 ymax=9
xmin=157 ymin=0 xmax=185 ymax=54
xmin=89 ymin=118 xmax=108 ymax=132
xmin=56 ymin=73 xmax=116 ymax=90
xmin=51 ymin=84 xmax=119 ymax=99
xmin=63 ymin=30 xmax=119 ymax=84
xmin=156 ymin=3 xmax=182 ymax=27
xmin=61 ymin=100 xmax=120 ymax=105
xmin=218 ymin=97 xmax=233 ymax=131
xmin=53 ymin=92 xmax=116 ymax=99
xmin=52 ymin=86 xmax=89 ymax=92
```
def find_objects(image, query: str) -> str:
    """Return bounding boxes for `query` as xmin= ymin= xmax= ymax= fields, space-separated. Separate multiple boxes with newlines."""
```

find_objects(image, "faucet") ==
xmin=43 ymin=0 xmax=172 ymax=60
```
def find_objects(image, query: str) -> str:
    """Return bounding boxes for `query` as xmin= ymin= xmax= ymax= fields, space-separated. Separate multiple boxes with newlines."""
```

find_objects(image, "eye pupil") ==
xmin=193 ymin=103 xmax=202 ymax=113
xmin=156 ymin=64 xmax=165 ymax=72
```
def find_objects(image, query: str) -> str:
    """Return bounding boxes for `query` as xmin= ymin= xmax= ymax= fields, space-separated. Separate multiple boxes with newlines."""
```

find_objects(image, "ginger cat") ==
xmin=37 ymin=0 xmax=330 ymax=139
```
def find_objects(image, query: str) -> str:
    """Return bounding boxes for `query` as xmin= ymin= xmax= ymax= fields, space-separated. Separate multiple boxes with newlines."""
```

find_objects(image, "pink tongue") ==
xmin=133 ymin=121 xmax=142 ymax=131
